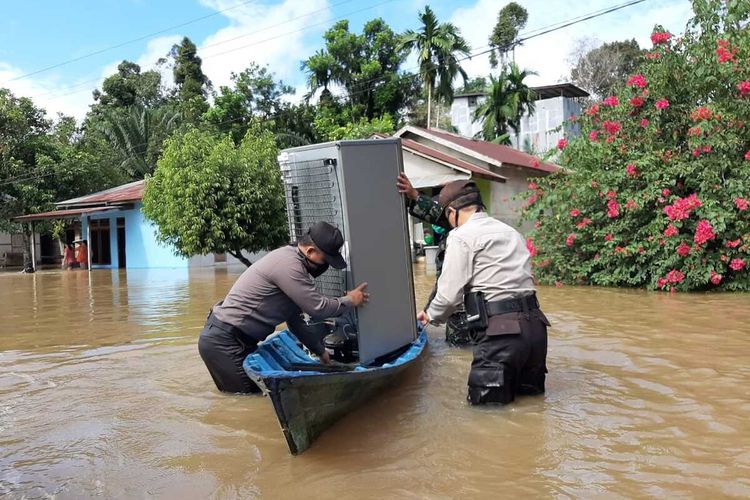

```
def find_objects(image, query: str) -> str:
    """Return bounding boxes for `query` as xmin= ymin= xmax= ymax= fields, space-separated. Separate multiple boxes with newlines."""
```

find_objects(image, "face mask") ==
xmin=299 ymin=249 xmax=330 ymax=277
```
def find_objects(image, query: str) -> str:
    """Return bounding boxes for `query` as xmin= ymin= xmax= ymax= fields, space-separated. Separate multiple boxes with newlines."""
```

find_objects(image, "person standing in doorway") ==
xmin=75 ymin=240 xmax=88 ymax=270
xmin=417 ymin=180 xmax=550 ymax=406
xmin=62 ymin=242 xmax=76 ymax=270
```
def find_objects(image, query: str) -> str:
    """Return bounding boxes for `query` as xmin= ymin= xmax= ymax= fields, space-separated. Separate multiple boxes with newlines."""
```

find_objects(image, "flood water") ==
xmin=1 ymin=263 xmax=749 ymax=498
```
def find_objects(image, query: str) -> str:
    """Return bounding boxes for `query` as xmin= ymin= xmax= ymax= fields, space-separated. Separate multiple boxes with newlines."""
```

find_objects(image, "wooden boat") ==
xmin=243 ymin=328 xmax=428 ymax=455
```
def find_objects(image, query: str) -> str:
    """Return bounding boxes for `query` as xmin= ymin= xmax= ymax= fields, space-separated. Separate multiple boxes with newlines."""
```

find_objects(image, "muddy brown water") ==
xmin=1 ymin=264 xmax=749 ymax=498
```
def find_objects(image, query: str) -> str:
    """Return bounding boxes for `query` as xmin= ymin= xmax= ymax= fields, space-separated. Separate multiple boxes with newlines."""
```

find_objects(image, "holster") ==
xmin=464 ymin=291 xmax=488 ymax=330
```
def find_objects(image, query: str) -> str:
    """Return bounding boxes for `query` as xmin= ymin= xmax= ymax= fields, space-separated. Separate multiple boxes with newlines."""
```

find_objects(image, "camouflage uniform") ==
xmin=408 ymin=194 xmax=472 ymax=346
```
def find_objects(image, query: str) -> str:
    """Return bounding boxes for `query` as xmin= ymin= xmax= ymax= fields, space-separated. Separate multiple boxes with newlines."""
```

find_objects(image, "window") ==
xmin=90 ymin=218 xmax=111 ymax=265
xmin=468 ymin=96 xmax=477 ymax=107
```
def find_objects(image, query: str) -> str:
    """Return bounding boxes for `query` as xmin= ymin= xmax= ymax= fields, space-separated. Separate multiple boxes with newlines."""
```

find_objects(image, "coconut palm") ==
xmin=301 ymin=50 xmax=336 ymax=105
xmin=474 ymin=63 xmax=536 ymax=144
xmin=101 ymin=105 xmax=180 ymax=178
xmin=399 ymin=6 xmax=470 ymax=128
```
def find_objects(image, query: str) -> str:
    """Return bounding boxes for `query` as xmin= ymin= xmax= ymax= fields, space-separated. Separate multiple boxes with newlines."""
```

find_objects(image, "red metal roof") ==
xmin=401 ymin=138 xmax=506 ymax=183
xmin=13 ymin=206 xmax=116 ymax=222
xmin=57 ymin=180 xmax=145 ymax=207
xmin=409 ymin=127 xmax=560 ymax=173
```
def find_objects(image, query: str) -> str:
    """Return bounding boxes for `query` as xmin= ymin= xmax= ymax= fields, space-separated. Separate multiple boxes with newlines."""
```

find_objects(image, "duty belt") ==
xmin=485 ymin=294 xmax=539 ymax=316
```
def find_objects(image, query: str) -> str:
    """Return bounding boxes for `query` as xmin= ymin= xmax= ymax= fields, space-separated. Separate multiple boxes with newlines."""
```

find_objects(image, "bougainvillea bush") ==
xmin=523 ymin=0 xmax=750 ymax=291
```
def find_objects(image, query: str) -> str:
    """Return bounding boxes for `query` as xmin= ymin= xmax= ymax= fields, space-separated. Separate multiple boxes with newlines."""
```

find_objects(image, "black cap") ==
xmin=438 ymin=180 xmax=479 ymax=208
xmin=308 ymin=222 xmax=347 ymax=269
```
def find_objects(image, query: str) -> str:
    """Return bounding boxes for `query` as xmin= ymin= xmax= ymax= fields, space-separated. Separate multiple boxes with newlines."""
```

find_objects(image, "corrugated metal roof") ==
xmin=57 ymin=180 xmax=145 ymax=207
xmin=401 ymin=138 xmax=506 ymax=183
xmin=402 ymin=127 xmax=560 ymax=173
xmin=13 ymin=206 xmax=116 ymax=222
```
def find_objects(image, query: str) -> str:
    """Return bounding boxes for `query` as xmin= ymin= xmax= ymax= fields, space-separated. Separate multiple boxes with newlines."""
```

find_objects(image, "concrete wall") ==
xmin=83 ymin=204 xmax=188 ymax=269
xmin=451 ymin=95 xmax=584 ymax=154
xmin=0 ymin=230 xmax=41 ymax=266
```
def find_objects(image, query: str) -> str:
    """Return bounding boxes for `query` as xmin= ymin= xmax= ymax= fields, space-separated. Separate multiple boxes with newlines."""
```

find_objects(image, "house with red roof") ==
xmin=13 ymin=180 xmax=233 ymax=270
xmin=392 ymin=125 xmax=560 ymax=230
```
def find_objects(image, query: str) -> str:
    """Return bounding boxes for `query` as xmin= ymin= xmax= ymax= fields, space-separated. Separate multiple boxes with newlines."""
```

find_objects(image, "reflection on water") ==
xmin=1 ymin=265 xmax=750 ymax=498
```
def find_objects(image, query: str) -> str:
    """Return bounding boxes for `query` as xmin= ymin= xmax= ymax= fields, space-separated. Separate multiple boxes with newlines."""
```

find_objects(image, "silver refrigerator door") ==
xmin=338 ymin=139 xmax=417 ymax=363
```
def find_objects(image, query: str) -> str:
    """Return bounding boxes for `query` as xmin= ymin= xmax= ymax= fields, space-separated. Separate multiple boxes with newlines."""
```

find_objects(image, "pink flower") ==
xmin=662 ymin=188 xmax=671 ymax=197
xmin=566 ymin=233 xmax=577 ymax=247
xmin=603 ymin=120 xmax=622 ymax=135
xmin=664 ymin=224 xmax=678 ymax=237
xmin=526 ymin=193 xmax=538 ymax=207
xmin=655 ymin=99 xmax=670 ymax=110
xmin=745 ymin=150 xmax=750 ymax=161
xmin=646 ymin=51 xmax=661 ymax=60
xmin=627 ymin=74 xmax=647 ymax=88
xmin=625 ymin=199 xmax=638 ymax=210
xmin=666 ymin=269 xmax=685 ymax=283
xmin=738 ymin=81 xmax=750 ymax=96
xmin=693 ymin=148 xmax=701 ymax=158
xmin=640 ymin=118 xmax=649 ymax=128
xmin=726 ymin=239 xmax=742 ymax=248
xmin=629 ymin=96 xmax=645 ymax=108
xmin=606 ymin=190 xmax=617 ymax=200
xmin=716 ymin=39 xmax=736 ymax=63
xmin=729 ymin=258 xmax=746 ymax=271
xmin=607 ymin=199 xmax=620 ymax=218
xmin=701 ymin=145 xmax=712 ymax=154
xmin=691 ymin=107 xmax=712 ymax=122
xmin=576 ymin=217 xmax=592 ymax=229
xmin=589 ymin=130 xmax=598 ymax=141
xmin=526 ymin=238 xmax=536 ymax=257
xmin=657 ymin=277 xmax=668 ymax=289
xmin=664 ymin=194 xmax=702 ymax=221
xmin=555 ymin=281 xmax=563 ymax=288
xmin=602 ymin=96 xmax=619 ymax=107
xmin=710 ymin=272 xmax=723 ymax=285
xmin=677 ymin=242 xmax=691 ymax=257
xmin=735 ymin=197 xmax=749 ymax=211
xmin=626 ymin=163 xmax=638 ymax=177
xmin=557 ymin=138 xmax=568 ymax=150
xmin=570 ymin=208 xmax=581 ymax=217
xmin=591 ymin=180 xmax=599 ymax=188
xmin=651 ymin=31 xmax=672 ymax=45
xmin=531 ymin=157 xmax=541 ymax=168
xmin=528 ymin=181 xmax=538 ymax=190
xmin=604 ymin=233 xmax=614 ymax=242
xmin=586 ymin=104 xmax=599 ymax=116
xmin=693 ymin=220 xmax=716 ymax=245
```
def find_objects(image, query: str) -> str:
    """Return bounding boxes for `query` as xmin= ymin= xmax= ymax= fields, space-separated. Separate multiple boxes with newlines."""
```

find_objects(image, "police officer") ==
xmin=416 ymin=180 xmax=549 ymax=405
xmin=199 ymin=221 xmax=369 ymax=393
xmin=396 ymin=173 xmax=472 ymax=345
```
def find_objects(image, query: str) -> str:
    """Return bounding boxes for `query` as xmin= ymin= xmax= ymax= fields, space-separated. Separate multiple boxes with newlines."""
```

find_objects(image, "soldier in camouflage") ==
xmin=397 ymin=173 xmax=472 ymax=346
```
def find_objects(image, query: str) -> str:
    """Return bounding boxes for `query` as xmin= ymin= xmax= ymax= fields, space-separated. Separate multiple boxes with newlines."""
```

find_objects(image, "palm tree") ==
xmin=504 ymin=63 xmax=537 ymax=143
xmin=301 ymin=50 xmax=336 ymax=105
xmin=474 ymin=63 xmax=536 ymax=145
xmin=399 ymin=6 xmax=470 ymax=129
xmin=101 ymin=105 xmax=180 ymax=178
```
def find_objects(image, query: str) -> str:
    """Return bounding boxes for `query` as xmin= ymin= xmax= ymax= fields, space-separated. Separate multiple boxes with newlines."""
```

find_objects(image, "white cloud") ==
xmin=451 ymin=0 xmax=694 ymax=86
xmin=0 ymin=62 xmax=96 ymax=120
xmin=197 ymin=0 xmax=332 ymax=91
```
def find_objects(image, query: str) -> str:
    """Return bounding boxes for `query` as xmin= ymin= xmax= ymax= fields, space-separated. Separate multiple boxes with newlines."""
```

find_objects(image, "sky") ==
xmin=0 ymin=0 xmax=695 ymax=121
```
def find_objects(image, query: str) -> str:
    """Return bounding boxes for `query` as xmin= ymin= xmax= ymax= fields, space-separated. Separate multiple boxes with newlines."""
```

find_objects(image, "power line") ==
xmin=0 ymin=0 xmax=650 ymax=188
xmin=42 ymin=0 xmax=396 ymax=102
xmin=30 ymin=0 xmax=357 ymax=100
xmin=1 ymin=0 xmax=264 ymax=85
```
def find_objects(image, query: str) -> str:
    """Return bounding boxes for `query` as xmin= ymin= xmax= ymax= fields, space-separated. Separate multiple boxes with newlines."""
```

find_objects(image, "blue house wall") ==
xmin=82 ymin=202 xmax=188 ymax=269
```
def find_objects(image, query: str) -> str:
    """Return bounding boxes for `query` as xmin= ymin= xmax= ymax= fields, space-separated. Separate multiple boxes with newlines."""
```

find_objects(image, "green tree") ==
xmin=171 ymin=37 xmax=210 ymax=122
xmin=569 ymin=38 xmax=644 ymax=98
xmin=314 ymin=105 xmax=394 ymax=140
xmin=1 ymin=89 xmax=124 ymax=266
xmin=203 ymin=63 xmax=295 ymax=144
xmin=474 ymin=63 xmax=536 ymax=144
xmin=399 ymin=6 xmax=470 ymax=129
xmin=457 ymin=76 xmax=488 ymax=95
xmin=99 ymin=104 xmax=180 ymax=178
xmin=142 ymin=125 xmax=288 ymax=267
xmin=489 ymin=2 xmax=529 ymax=67
xmin=91 ymin=60 xmax=163 ymax=111
xmin=523 ymin=0 xmax=750 ymax=291
xmin=303 ymin=19 xmax=416 ymax=121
